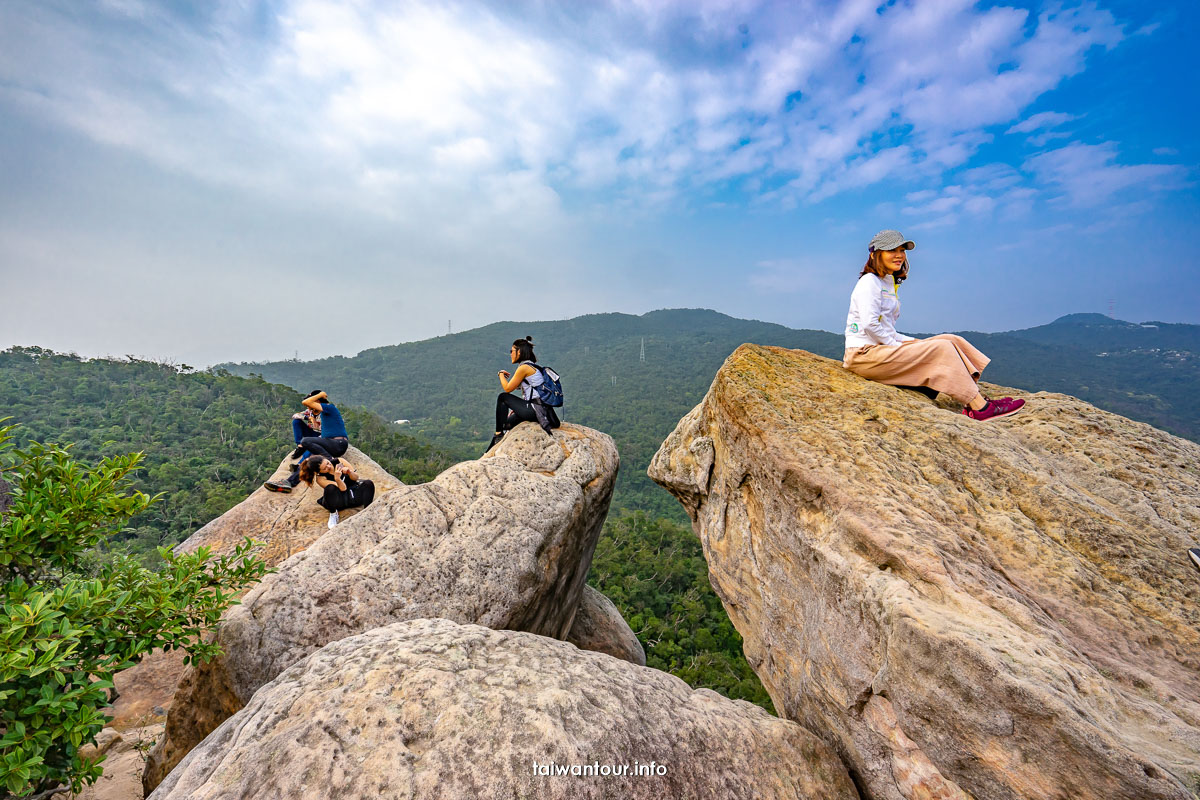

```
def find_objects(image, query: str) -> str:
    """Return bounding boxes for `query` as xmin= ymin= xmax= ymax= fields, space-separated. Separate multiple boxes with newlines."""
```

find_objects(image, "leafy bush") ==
xmin=0 ymin=424 xmax=269 ymax=797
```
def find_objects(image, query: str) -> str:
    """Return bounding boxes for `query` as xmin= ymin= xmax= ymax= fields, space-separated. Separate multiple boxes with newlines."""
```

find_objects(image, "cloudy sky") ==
xmin=1 ymin=0 xmax=1196 ymax=366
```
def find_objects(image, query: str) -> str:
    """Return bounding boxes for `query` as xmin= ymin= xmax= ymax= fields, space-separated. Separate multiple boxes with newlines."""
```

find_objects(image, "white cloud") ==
xmin=0 ymin=0 xmax=1139 ymax=220
xmin=1007 ymin=111 xmax=1078 ymax=134
xmin=1023 ymin=142 xmax=1188 ymax=208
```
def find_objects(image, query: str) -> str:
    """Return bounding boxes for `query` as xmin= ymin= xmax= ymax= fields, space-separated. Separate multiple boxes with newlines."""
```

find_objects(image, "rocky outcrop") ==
xmin=149 ymin=618 xmax=856 ymax=800
xmin=178 ymin=446 xmax=402 ymax=566
xmin=650 ymin=344 xmax=1200 ymax=800
xmin=566 ymin=585 xmax=646 ymax=666
xmin=111 ymin=448 xmax=399 ymax=733
xmin=144 ymin=423 xmax=619 ymax=792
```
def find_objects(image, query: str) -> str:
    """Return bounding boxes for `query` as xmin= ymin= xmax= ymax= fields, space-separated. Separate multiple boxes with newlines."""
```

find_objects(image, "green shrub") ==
xmin=0 ymin=424 xmax=269 ymax=798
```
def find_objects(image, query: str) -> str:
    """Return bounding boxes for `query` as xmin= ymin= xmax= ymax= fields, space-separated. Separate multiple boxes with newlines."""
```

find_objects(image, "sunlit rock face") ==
xmin=650 ymin=343 xmax=1200 ymax=800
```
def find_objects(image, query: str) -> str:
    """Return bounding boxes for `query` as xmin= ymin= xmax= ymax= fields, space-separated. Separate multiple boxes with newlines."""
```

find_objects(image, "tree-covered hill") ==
xmin=222 ymin=309 xmax=844 ymax=519
xmin=0 ymin=347 xmax=454 ymax=554
xmin=932 ymin=314 xmax=1200 ymax=443
xmin=222 ymin=308 xmax=1200 ymax=517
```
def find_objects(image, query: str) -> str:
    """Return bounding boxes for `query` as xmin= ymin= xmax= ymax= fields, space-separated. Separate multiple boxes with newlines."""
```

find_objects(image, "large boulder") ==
xmin=145 ymin=423 xmax=618 ymax=792
xmin=149 ymin=618 xmax=857 ymax=800
xmin=109 ymin=447 xmax=402 ymax=733
xmin=566 ymin=585 xmax=646 ymax=666
xmin=649 ymin=344 xmax=1200 ymax=800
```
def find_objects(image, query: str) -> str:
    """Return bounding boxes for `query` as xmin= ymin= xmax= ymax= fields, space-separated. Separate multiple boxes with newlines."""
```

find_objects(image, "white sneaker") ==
xmin=327 ymin=510 xmax=339 ymax=529
xmin=1189 ymin=548 xmax=1200 ymax=573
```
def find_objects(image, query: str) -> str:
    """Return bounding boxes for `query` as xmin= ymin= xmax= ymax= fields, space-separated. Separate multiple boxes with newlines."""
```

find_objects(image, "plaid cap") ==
xmin=869 ymin=230 xmax=915 ymax=252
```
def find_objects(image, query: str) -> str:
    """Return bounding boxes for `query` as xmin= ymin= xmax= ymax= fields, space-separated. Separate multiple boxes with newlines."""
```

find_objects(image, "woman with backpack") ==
xmin=488 ymin=335 xmax=561 ymax=452
xmin=843 ymin=229 xmax=1026 ymax=421
xmin=296 ymin=454 xmax=375 ymax=528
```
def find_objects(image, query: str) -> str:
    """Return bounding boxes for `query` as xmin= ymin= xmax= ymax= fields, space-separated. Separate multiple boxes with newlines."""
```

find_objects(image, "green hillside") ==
xmin=0 ymin=347 xmax=454 ymax=556
xmin=223 ymin=308 xmax=1200 ymax=515
xmin=927 ymin=315 xmax=1200 ymax=443
xmin=222 ymin=309 xmax=843 ymax=520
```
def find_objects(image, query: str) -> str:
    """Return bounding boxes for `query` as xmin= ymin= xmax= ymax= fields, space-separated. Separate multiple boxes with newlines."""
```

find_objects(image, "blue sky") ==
xmin=1 ymin=0 xmax=1196 ymax=365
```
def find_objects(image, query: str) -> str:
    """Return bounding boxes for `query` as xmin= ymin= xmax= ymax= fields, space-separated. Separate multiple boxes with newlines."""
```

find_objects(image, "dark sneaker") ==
xmin=484 ymin=432 xmax=504 ymax=455
xmin=1189 ymin=548 xmax=1200 ymax=573
xmin=263 ymin=480 xmax=292 ymax=493
xmin=289 ymin=446 xmax=305 ymax=459
xmin=962 ymin=396 xmax=1025 ymax=421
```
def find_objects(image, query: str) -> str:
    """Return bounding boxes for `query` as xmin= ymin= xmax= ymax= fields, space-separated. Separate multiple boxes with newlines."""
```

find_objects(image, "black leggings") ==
xmin=300 ymin=436 xmax=349 ymax=460
xmin=495 ymin=393 xmax=560 ymax=434
xmin=317 ymin=478 xmax=375 ymax=512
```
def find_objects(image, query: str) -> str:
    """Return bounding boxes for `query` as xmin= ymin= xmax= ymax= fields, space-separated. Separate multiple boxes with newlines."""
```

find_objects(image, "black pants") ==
xmin=300 ymin=436 xmax=349 ymax=460
xmin=286 ymin=436 xmax=349 ymax=487
xmin=317 ymin=478 xmax=375 ymax=512
xmin=496 ymin=393 xmax=560 ymax=435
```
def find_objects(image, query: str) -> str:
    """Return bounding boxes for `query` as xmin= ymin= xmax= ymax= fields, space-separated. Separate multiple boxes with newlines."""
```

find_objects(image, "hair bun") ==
xmin=525 ymin=335 xmax=534 ymax=343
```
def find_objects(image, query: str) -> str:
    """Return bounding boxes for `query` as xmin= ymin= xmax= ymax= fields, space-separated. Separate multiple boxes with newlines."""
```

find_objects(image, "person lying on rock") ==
xmin=297 ymin=455 xmax=375 ymax=528
xmin=487 ymin=335 xmax=560 ymax=453
xmin=842 ymin=229 xmax=1026 ymax=421
xmin=264 ymin=390 xmax=351 ymax=492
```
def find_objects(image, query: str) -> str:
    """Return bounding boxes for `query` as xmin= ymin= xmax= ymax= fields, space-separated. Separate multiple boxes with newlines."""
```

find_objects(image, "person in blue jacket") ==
xmin=265 ymin=390 xmax=350 ymax=493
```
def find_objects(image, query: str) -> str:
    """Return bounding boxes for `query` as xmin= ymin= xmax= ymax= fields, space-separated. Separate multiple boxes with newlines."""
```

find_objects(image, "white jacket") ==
xmin=844 ymin=273 xmax=915 ymax=350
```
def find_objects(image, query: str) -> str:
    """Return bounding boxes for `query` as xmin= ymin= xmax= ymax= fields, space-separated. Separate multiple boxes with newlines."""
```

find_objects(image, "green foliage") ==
xmin=0 ymin=347 xmax=453 ymax=554
xmin=0 ymin=425 xmax=270 ymax=797
xmin=589 ymin=511 xmax=774 ymax=711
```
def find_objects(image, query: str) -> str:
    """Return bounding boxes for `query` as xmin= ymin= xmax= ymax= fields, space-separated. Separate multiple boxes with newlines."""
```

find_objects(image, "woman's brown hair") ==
xmin=859 ymin=250 xmax=909 ymax=284
xmin=297 ymin=456 xmax=330 ymax=486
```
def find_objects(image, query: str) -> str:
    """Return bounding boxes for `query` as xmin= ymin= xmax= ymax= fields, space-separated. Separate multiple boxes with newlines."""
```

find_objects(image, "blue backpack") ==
xmin=527 ymin=363 xmax=564 ymax=407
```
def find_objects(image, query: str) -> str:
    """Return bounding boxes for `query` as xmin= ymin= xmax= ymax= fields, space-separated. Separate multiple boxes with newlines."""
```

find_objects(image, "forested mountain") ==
xmin=223 ymin=309 xmax=843 ymax=519
xmin=0 ymin=347 xmax=454 ymax=555
xmin=223 ymin=308 xmax=1200 ymax=517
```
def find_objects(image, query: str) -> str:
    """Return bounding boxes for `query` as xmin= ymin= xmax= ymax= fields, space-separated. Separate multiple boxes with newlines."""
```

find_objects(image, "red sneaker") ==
xmin=962 ymin=396 xmax=1025 ymax=421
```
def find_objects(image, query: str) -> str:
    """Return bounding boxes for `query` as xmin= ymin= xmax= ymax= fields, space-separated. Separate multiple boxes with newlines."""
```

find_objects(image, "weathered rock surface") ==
xmin=566 ymin=585 xmax=646 ymax=666
xmin=150 ymin=618 xmax=856 ymax=800
xmin=75 ymin=724 xmax=162 ymax=800
xmin=98 ymin=447 xmax=400 ymax=790
xmin=179 ymin=445 xmax=402 ymax=566
xmin=145 ymin=423 xmax=618 ymax=792
xmin=650 ymin=344 xmax=1200 ymax=800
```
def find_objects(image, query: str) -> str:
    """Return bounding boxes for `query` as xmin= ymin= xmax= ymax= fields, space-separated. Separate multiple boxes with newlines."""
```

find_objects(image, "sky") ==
xmin=1 ymin=0 xmax=1197 ymax=367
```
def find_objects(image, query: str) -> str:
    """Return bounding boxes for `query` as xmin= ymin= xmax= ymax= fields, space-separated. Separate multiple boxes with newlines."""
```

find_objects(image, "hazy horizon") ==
xmin=4 ymin=306 xmax=1188 ymax=370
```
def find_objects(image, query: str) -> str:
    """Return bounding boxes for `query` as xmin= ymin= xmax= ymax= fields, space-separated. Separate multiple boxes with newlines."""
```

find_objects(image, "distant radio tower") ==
xmin=293 ymin=349 xmax=299 ymax=362
xmin=639 ymin=337 xmax=646 ymax=363
xmin=447 ymin=320 xmax=452 ymax=335
xmin=1107 ymin=300 xmax=1115 ymax=318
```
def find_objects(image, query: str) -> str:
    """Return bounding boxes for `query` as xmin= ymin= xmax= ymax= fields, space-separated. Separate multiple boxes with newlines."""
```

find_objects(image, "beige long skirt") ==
xmin=843 ymin=334 xmax=990 ymax=405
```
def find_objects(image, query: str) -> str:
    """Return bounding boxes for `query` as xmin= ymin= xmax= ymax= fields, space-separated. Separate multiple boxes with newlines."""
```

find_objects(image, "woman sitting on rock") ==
xmin=297 ymin=455 xmax=375 ymax=528
xmin=843 ymin=230 xmax=1025 ymax=421
xmin=487 ymin=335 xmax=560 ymax=452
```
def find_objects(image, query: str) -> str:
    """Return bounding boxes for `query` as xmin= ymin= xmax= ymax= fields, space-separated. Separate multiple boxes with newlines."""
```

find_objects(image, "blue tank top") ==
xmin=319 ymin=403 xmax=348 ymax=439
